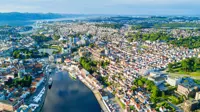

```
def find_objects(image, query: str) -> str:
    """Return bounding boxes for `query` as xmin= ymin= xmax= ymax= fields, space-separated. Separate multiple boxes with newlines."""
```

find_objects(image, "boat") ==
xmin=48 ymin=78 xmax=53 ymax=89
xmin=68 ymin=72 xmax=77 ymax=80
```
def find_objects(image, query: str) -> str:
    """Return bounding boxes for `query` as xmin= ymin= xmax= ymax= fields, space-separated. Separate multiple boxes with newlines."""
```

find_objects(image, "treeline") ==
xmin=13 ymin=49 xmax=49 ymax=59
xmin=127 ymin=32 xmax=173 ymax=42
xmin=131 ymin=22 xmax=200 ymax=29
xmin=133 ymin=78 xmax=160 ymax=103
xmin=31 ymin=34 xmax=52 ymax=44
xmin=98 ymin=76 xmax=111 ymax=86
xmin=154 ymin=22 xmax=200 ymax=29
xmin=5 ymin=75 xmax=32 ymax=88
xmin=168 ymin=57 xmax=200 ymax=73
xmin=95 ymin=23 xmax=123 ymax=29
xmin=168 ymin=36 xmax=200 ymax=49
xmin=80 ymin=57 xmax=97 ymax=74
xmin=131 ymin=23 xmax=153 ymax=30
xmin=80 ymin=57 xmax=110 ymax=73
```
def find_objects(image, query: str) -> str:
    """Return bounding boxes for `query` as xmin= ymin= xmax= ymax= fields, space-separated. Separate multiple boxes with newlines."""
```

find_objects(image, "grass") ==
xmin=156 ymin=101 xmax=175 ymax=111
xmin=168 ymin=71 xmax=200 ymax=79
xmin=190 ymin=72 xmax=200 ymax=76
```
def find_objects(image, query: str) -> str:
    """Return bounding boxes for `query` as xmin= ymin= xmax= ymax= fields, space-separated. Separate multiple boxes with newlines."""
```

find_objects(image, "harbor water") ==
xmin=41 ymin=71 xmax=101 ymax=112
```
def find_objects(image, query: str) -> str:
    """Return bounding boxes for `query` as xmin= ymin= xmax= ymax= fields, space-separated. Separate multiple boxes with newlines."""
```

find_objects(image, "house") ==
xmin=31 ymin=77 xmax=44 ymax=89
xmin=78 ymin=47 xmax=90 ymax=57
xmin=183 ymin=100 xmax=199 ymax=112
xmin=81 ymin=69 xmax=90 ymax=77
xmin=0 ymin=98 xmax=24 ymax=112
xmin=177 ymin=77 xmax=200 ymax=98
xmin=177 ymin=84 xmax=198 ymax=98
xmin=148 ymin=75 xmax=166 ymax=86
xmin=49 ymin=55 xmax=54 ymax=62
xmin=16 ymin=105 xmax=32 ymax=112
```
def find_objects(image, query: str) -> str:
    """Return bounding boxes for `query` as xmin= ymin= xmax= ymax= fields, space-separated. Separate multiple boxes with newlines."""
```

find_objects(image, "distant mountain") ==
xmin=0 ymin=12 xmax=82 ymax=21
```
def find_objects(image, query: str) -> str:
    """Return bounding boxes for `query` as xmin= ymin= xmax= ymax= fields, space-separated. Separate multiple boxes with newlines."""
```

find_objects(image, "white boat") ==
xmin=48 ymin=78 xmax=53 ymax=89
xmin=69 ymin=72 xmax=77 ymax=80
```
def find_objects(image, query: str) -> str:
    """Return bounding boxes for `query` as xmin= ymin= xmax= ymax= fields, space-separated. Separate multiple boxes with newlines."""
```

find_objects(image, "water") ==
xmin=0 ymin=16 xmax=92 ymax=26
xmin=42 ymin=71 xmax=101 ymax=112
xmin=0 ymin=20 xmax=34 ymax=26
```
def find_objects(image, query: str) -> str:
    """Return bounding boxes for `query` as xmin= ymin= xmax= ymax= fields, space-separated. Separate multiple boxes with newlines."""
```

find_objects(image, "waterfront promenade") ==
xmin=79 ymin=77 xmax=110 ymax=112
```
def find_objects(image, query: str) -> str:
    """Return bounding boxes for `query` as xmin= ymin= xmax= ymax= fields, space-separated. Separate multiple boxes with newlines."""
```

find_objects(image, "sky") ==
xmin=0 ymin=0 xmax=199 ymax=15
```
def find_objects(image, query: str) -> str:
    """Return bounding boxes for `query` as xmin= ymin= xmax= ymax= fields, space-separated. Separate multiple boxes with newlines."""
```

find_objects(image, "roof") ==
xmin=0 ymin=97 xmax=22 ymax=106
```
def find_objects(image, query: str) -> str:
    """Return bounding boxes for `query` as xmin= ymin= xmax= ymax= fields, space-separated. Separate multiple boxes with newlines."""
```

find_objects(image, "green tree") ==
xmin=138 ymin=80 xmax=144 ymax=87
xmin=168 ymin=63 xmax=173 ymax=72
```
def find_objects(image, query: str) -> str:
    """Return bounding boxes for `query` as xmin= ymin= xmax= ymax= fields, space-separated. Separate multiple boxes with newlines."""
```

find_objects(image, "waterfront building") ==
xmin=0 ymin=98 xmax=24 ymax=112
xmin=15 ymin=105 xmax=32 ymax=112
xmin=195 ymin=92 xmax=200 ymax=100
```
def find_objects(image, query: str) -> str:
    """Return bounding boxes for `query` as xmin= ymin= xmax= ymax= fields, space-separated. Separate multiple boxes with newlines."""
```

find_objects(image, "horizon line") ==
xmin=0 ymin=12 xmax=200 ymax=17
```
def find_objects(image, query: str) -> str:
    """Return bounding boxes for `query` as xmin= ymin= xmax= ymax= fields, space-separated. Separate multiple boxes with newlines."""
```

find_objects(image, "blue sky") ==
xmin=0 ymin=0 xmax=199 ymax=15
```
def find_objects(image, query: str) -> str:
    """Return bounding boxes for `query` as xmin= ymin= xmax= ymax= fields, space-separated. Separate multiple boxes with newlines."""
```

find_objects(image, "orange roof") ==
xmin=35 ymin=77 xmax=42 ymax=81
xmin=31 ymin=81 xmax=37 ymax=86
xmin=136 ymin=104 xmax=140 ymax=109
xmin=126 ymin=101 xmax=130 ymax=105
xmin=35 ymin=64 xmax=42 ymax=68
xmin=30 ymin=88 xmax=36 ymax=93
xmin=65 ymin=59 xmax=71 ymax=62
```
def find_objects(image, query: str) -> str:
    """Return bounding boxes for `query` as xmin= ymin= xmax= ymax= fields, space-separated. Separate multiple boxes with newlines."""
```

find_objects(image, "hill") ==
xmin=0 ymin=12 xmax=81 ymax=21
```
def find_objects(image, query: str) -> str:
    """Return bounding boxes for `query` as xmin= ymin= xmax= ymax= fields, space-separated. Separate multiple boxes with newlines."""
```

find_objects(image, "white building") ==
xmin=49 ymin=55 xmax=54 ymax=62
xmin=166 ymin=77 xmax=182 ymax=86
xmin=195 ymin=92 xmax=200 ymax=100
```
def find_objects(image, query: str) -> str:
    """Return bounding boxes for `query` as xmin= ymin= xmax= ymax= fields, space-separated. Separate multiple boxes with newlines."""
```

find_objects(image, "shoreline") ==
xmin=60 ymin=64 xmax=110 ymax=112
xmin=77 ymin=75 xmax=110 ymax=112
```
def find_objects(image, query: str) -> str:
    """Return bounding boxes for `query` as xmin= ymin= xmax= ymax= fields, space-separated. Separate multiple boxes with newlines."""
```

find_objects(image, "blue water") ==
xmin=42 ymin=72 xmax=101 ymax=112
xmin=0 ymin=20 xmax=34 ymax=26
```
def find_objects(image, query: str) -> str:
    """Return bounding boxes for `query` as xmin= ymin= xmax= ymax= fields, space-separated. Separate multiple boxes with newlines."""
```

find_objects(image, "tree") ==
xmin=130 ymin=105 xmax=135 ymax=110
xmin=162 ymin=91 xmax=165 ymax=98
xmin=53 ymin=35 xmax=60 ymax=40
xmin=138 ymin=80 xmax=144 ymax=87
xmin=89 ymin=43 xmax=95 ymax=48
xmin=14 ymin=72 xmax=18 ymax=78
xmin=181 ymin=60 xmax=189 ymax=72
xmin=168 ymin=63 xmax=173 ymax=72
xmin=151 ymin=86 xmax=159 ymax=98
xmin=131 ymin=86 xmax=137 ymax=91
xmin=146 ymin=80 xmax=155 ymax=90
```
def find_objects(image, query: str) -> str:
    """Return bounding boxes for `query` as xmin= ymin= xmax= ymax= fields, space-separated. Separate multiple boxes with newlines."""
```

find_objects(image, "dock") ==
xmin=79 ymin=76 xmax=110 ymax=112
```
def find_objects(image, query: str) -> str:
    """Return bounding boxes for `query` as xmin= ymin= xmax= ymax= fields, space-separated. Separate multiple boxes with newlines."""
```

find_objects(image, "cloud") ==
xmin=111 ymin=0 xmax=200 ymax=5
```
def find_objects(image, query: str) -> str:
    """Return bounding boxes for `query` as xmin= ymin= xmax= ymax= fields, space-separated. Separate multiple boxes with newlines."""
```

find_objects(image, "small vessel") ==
xmin=69 ymin=72 xmax=77 ymax=80
xmin=48 ymin=78 xmax=53 ymax=89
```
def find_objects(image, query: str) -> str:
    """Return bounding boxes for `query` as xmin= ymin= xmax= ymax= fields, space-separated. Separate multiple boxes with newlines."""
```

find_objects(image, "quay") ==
xmin=79 ymin=76 xmax=110 ymax=112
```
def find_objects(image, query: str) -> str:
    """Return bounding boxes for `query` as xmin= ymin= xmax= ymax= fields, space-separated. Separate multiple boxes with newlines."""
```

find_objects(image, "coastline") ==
xmin=78 ymin=75 xmax=110 ymax=112
xmin=61 ymin=64 xmax=111 ymax=112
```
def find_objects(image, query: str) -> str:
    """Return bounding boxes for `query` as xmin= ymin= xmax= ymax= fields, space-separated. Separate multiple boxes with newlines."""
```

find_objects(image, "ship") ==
xmin=48 ymin=77 xmax=53 ymax=89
